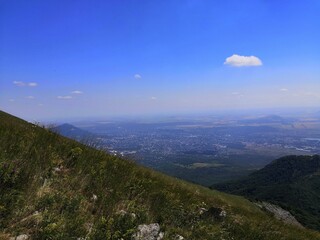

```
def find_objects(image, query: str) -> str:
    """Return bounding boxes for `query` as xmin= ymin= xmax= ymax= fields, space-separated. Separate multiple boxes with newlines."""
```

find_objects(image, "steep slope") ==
xmin=0 ymin=110 xmax=319 ymax=239
xmin=213 ymin=155 xmax=320 ymax=231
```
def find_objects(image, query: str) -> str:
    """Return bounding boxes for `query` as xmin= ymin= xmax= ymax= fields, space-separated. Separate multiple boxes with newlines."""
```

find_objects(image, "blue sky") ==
xmin=1 ymin=0 xmax=320 ymax=120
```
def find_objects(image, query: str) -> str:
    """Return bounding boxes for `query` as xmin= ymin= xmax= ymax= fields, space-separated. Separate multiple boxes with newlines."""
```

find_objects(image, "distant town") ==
xmin=62 ymin=112 xmax=320 ymax=186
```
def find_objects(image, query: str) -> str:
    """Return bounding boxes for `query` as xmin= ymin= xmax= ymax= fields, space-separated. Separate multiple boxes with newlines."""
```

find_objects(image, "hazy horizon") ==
xmin=21 ymin=106 xmax=320 ymax=124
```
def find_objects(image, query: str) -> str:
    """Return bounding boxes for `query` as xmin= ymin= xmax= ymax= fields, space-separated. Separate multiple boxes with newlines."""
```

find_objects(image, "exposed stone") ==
xmin=132 ymin=223 xmax=164 ymax=240
xmin=256 ymin=202 xmax=303 ymax=228
xmin=219 ymin=210 xmax=227 ymax=218
xmin=199 ymin=207 xmax=208 ymax=215
xmin=175 ymin=234 xmax=185 ymax=240
xmin=53 ymin=167 xmax=61 ymax=173
xmin=91 ymin=194 xmax=98 ymax=201
xmin=117 ymin=209 xmax=127 ymax=216
xmin=10 ymin=234 xmax=29 ymax=240
xmin=157 ymin=232 xmax=164 ymax=240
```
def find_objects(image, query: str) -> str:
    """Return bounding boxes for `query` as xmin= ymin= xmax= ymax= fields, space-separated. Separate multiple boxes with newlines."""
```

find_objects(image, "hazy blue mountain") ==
xmin=51 ymin=123 xmax=93 ymax=141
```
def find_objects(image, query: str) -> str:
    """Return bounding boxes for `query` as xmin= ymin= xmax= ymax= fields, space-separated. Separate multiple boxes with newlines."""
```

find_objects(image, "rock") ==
xmin=175 ymin=234 xmax=185 ymax=240
xmin=53 ymin=167 xmax=61 ymax=173
xmin=132 ymin=223 xmax=164 ymax=240
xmin=256 ymin=202 xmax=303 ymax=228
xmin=117 ymin=209 xmax=127 ymax=216
xmin=157 ymin=232 xmax=164 ymax=240
xmin=10 ymin=234 xmax=29 ymax=240
xmin=219 ymin=210 xmax=227 ymax=218
xmin=91 ymin=194 xmax=98 ymax=201
xmin=199 ymin=207 xmax=208 ymax=215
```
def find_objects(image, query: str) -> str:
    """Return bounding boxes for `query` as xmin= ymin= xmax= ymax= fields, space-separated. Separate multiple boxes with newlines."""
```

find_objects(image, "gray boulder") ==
xmin=10 ymin=235 xmax=29 ymax=240
xmin=133 ymin=223 xmax=164 ymax=240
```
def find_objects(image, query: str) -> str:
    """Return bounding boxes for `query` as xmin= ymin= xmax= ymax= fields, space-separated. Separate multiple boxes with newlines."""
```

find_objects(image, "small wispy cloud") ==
xmin=151 ymin=96 xmax=157 ymax=100
xmin=28 ymin=82 xmax=38 ymax=87
xmin=231 ymin=92 xmax=245 ymax=97
xmin=13 ymin=81 xmax=38 ymax=87
xmin=38 ymin=103 xmax=44 ymax=107
xmin=71 ymin=90 xmax=83 ymax=94
xmin=280 ymin=88 xmax=288 ymax=92
xmin=13 ymin=81 xmax=25 ymax=87
xmin=26 ymin=96 xmax=35 ymax=99
xmin=9 ymin=99 xmax=15 ymax=102
xmin=224 ymin=54 xmax=262 ymax=67
xmin=134 ymin=74 xmax=142 ymax=79
xmin=57 ymin=96 xmax=72 ymax=100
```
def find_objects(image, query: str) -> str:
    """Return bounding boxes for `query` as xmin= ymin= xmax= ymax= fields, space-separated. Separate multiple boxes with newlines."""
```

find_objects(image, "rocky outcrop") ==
xmin=256 ymin=202 xmax=303 ymax=228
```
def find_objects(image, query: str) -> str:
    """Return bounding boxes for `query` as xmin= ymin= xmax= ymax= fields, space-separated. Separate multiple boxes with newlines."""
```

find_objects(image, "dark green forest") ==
xmin=213 ymin=155 xmax=320 ymax=231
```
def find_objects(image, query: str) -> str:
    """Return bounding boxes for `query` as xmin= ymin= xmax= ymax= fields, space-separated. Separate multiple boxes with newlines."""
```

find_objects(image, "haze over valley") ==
xmin=56 ymin=110 xmax=320 ymax=186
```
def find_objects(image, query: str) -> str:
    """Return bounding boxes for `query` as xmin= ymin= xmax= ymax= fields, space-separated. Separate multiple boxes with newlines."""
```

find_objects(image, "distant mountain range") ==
xmin=238 ymin=115 xmax=295 ymax=125
xmin=212 ymin=155 xmax=320 ymax=231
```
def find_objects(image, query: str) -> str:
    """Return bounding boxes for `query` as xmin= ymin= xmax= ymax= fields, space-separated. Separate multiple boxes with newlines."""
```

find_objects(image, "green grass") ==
xmin=0 ymin=110 xmax=319 ymax=239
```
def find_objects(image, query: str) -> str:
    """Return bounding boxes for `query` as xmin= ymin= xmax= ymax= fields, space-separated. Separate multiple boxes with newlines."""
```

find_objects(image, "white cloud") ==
xmin=224 ymin=54 xmax=262 ymax=67
xmin=9 ymin=99 xmax=15 ymax=102
xmin=231 ymin=92 xmax=245 ymax=97
xmin=151 ymin=96 xmax=157 ymax=100
xmin=57 ymin=96 xmax=72 ymax=99
xmin=26 ymin=96 xmax=35 ymax=99
xmin=13 ymin=81 xmax=25 ymax=87
xmin=134 ymin=74 xmax=142 ymax=79
xmin=38 ymin=103 xmax=44 ymax=107
xmin=28 ymin=82 xmax=38 ymax=87
xmin=280 ymin=88 xmax=288 ymax=92
xmin=71 ymin=90 xmax=83 ymax=94
xmin=13 ymin=81 xmax=38 ymax=87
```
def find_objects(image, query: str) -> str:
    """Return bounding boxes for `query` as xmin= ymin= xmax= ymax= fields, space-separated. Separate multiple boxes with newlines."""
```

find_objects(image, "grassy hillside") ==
xmin=213 ymin=155 xmax=320 ymax=231
xmin=0 ymin=110 xmax=319 ymax=239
